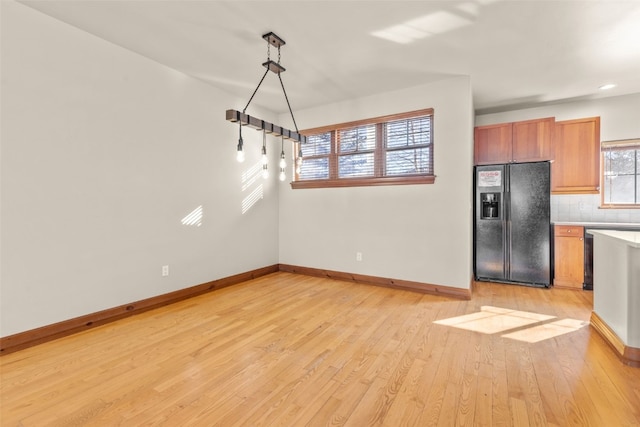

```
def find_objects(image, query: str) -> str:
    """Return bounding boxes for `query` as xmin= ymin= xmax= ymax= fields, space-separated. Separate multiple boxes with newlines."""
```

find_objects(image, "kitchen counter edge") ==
xmin=553 ymin=222 xmax=640 ymax=230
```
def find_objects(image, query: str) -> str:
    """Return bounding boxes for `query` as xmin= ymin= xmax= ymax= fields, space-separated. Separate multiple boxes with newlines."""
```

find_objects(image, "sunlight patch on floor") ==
xmin=434 ymin=305 xmax=555 ymax=334
xmin=434 ymin=305 xmax=587 ymax=343
xmin=502 ymin=318 xmax=589 ymax=343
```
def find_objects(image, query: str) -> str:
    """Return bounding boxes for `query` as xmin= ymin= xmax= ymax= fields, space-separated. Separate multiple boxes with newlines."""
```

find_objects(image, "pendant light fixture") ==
xmin=226 ymin=32 xmax=306 ymax=172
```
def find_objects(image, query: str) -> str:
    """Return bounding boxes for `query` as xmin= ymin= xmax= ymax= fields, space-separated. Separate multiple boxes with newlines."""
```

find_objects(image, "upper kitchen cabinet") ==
xmin=512 ymin=117 xmax=554 ymax=162
xmin=474 ymin=122 xmax=512 ymax=164
xmin=474 ymin=117 xmax=554 ymax=165
xmin=551 ymin=117 xmax=600 ymax=194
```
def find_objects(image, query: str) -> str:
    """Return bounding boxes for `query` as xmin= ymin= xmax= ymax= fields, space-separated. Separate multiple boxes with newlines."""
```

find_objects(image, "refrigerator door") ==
xmin=474 ymin=165 xmax=506 ymax=281
xmin=508 ymin=162 xmax=551 ymax=285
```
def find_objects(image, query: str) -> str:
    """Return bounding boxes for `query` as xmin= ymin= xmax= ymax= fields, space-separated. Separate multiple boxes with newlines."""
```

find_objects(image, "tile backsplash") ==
xmin=551 ymin=194 xmax=640 ymax=223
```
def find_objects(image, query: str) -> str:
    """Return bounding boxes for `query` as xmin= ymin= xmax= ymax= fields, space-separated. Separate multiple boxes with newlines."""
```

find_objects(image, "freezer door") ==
xmin=474 ymin=165 xmax=506 ymax=281
xmin=508 ymin=162 xmax=551 ymax=284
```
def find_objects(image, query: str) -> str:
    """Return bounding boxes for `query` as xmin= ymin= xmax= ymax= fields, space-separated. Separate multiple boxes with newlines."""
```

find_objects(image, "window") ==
xmin=602 ymin=138 xmax=640 ymax=207
xmin=292 ymin=109 xmax=434 ymax=188
xmin=299 ymin=132 xmax=331 ymax=180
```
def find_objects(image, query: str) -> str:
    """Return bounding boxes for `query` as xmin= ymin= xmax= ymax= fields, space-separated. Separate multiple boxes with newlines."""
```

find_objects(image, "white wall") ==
xmin=476 ymin=93 xmax=640 ymax=224
xmin=0 ymin=1 xmax=280 ymax=336
xmin=278 ymin=76 xmax=475 ymax=289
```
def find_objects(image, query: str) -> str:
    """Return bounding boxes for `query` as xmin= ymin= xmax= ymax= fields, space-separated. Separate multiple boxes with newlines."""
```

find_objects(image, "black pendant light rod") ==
xmin=278 ymin=73 xmax=299 ymax=133
xmin=242 ymin=67 xmax=270 ymax=114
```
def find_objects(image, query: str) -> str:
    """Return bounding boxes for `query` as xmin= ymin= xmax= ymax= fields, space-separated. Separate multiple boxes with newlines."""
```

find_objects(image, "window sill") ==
xmin=290 ymin=175 xmax=436 ymax=189
xmin=599 ymin=204 xmax=640 ymax=210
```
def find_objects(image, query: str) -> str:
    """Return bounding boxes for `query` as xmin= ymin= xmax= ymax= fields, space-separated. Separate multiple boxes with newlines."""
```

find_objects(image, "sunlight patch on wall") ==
xmin=242 ymin=184 xmax=263 ymax=215
xmin=241 ymin=161 xmax=263 ymax=192
xmin=241 ymin=161 xmax=265 ymax=214
xmin=181 ymin=205 xmax=203 ymax=227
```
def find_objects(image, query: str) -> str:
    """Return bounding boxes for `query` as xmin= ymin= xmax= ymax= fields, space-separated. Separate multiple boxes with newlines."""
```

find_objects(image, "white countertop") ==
xmin=587 ymin=229 xmax=640 ymax=248
xmin=554 ymin=221 xmax=640 ymax=229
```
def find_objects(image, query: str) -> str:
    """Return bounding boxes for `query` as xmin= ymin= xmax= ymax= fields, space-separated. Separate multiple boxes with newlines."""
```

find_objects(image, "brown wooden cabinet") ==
xmin=512 ymin=118 xmax=553 ymax=162
xmin=474 ymin=122 xmax=512 ymax=164
xmin=551 ymin=117 xmax=600 ymax=194
xmin=553 ymin=225 xmax=584 ymax=289
xmin=474 ymin=117 xmax=553 ymax=165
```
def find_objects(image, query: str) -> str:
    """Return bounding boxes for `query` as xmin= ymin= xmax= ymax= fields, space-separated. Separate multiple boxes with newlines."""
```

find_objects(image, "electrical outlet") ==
xmin=162 ymin=265 xmax=169 ymax=277
xmin=356 ymin=252 xmax=363 ymax=262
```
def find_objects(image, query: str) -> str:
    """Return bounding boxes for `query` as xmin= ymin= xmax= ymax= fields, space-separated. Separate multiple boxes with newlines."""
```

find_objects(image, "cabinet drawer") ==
xmin=554 ymin=225 xmax=584 ymax=237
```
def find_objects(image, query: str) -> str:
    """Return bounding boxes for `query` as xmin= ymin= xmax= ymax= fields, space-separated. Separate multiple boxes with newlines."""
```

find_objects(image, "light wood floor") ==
xmin=1 ymin=272 xmax=639 ymax=426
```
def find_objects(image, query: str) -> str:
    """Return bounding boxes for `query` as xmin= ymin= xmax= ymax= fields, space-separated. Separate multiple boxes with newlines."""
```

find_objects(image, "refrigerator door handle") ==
xmin=505 ymin=191 xmax=511 ymax=280
xmin=504 ymin=169 xmax=511 ymax=280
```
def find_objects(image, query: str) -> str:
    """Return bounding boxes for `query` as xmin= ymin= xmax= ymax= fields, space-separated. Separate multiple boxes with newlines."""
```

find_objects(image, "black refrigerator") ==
xmin=474 ymin=161 xmax=551 ymax=287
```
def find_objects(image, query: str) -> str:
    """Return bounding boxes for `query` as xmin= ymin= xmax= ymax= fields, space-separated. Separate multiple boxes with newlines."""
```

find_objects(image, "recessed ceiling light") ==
xmin=598 ymin=83 xmax=616 ymax=90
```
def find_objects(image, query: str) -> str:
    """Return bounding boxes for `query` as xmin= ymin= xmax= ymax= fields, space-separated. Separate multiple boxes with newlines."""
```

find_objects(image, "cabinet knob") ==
xmin=580 ymin=237 xmax=583 ymax=241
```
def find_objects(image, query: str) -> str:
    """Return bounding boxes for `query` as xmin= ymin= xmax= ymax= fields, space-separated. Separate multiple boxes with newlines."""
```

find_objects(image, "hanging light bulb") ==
xmin=236 ymin=124 xmax=245 ymax=163
xmin=295 ymin=144 xmax=303 ymax=174
xmin=236 ymin=142 xmax=245 ymax=163
xmin=279 ymin=136 xmax=287 ymax=169
xmin=261 ymin=130 xmax=268 ymax=166
xmin=261 ymin=131 xmax=269 ymax=179
xmin=278 ymin=136 xmax=287 ymax=181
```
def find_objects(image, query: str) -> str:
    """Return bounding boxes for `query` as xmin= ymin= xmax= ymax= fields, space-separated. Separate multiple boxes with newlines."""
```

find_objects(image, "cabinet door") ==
xmin=553 ymin=226 xmax=584 ymax=289
xmin=474 ymin=123 xmax=512 ymax=165
xmin=552 ymin=117 xmax=600 ymax=194
xmin=512 ymin=117 xmax=553 ymax=162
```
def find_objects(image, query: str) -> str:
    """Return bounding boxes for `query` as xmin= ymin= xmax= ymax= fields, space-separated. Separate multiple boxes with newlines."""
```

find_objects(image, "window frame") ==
xmin=291 ymin=108 xmax=435 ymax=189
xmin=600 ymin=138 xmax=640 ymax=209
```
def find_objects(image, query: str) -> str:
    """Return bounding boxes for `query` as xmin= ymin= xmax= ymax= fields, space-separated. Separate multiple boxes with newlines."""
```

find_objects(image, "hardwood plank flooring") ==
xmin=1 ymin=272 xmax=639 ymax=426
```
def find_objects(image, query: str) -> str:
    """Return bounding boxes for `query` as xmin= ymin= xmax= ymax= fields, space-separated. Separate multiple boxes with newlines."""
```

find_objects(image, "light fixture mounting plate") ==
xmin=262 ymin=32 xmax=285 ymax=48
xmin=263 ymin=60 xmax=286 ymax=74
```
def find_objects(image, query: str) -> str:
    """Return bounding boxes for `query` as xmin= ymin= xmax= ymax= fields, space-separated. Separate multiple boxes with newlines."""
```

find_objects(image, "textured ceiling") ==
xmin=19 ymin=0 xmax=640 ymax=115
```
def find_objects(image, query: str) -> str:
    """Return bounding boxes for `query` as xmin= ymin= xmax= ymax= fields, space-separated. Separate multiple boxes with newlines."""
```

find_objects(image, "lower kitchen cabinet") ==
xmin=553 ymin=225 xmax=585 ymax=289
